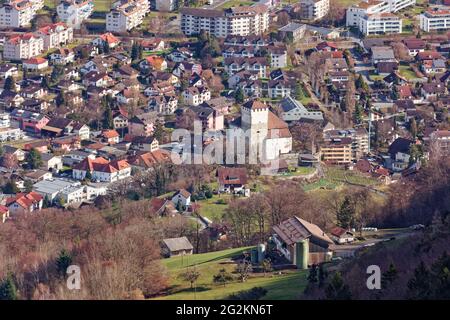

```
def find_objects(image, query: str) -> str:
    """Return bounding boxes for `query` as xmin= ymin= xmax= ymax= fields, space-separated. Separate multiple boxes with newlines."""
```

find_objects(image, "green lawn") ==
xmin=279 ymin=167 xmax=315 ymax=177
xmin=44 ymin=0 xmax=111 ymax=12
xmin=219 ymin=1 xmax=255 ymax=9
xmin=324 ymin=167 xmax=379 ymax=186
xmin=156 ymin=247 xmax=308 ymax=300
xmin=197 ymin=194 xmax=233 ymax=222
xmin=398 ymin=65 xmax=419 ymax=80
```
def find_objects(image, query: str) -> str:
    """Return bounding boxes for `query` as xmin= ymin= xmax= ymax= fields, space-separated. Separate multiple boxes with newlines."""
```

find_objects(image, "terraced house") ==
xmin=106 ymin=0 xmax=150 ymax=32
xmin=180 ymin=4 xmax=269 ymax=37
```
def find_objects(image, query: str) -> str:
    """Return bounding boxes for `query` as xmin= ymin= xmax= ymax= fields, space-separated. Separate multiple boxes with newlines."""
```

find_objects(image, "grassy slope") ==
xmin=156 ymin=247 xmax=308 ymax=300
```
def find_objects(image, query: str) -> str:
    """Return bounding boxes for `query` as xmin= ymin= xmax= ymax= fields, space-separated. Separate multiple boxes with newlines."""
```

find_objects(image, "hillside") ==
xmin=154 ymin=247 xmax=308 ymax=300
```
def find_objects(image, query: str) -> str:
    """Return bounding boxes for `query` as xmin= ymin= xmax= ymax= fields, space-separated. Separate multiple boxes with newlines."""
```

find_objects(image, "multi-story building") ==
xmin=56 ymin=0 xmax=94 ymax=29
xmin=152 ymin=0 xmax=178 ymax=11
xmin=180 ymin=4 xmax=269 ymax=37
xmin=3 ymin=33 xmax=44 ymax=60
xmin=322 ymin=128 xmax=369 ymax=162
xmin=346 ymin=0 xmax=414 ymax=27
xmin=320 ymin=138 xmax=354 ymax=164
xmin=299 ymin=0 xmax=330 ymax=21
xmin=106 ymin=0 xmax=150 ymax=32
xmin=420 ymin=9 xmax=450 ymax=32
xmin=0 ymin=0 xmax=38 ymax=28
xmin=36 ymin=22 xmax=74 ymax=50
xmin=359 ymin=12 xmax=402 ymax=35
xmin=429 ymin=130 xmax=450 ymax=156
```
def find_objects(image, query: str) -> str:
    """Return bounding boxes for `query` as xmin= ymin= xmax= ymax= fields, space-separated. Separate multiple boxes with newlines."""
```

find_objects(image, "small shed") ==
xmin=162 ymin=237 xmax=194 ymax=258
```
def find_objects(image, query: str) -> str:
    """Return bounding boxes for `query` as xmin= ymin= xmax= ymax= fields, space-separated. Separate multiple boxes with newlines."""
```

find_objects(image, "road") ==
xmin=332 ymin=229 xmax=418 ymax=258
xmin=203 ymin=0 xmax=228 ymax=9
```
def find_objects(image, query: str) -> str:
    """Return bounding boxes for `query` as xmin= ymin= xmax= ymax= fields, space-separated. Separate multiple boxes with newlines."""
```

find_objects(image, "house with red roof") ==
xmin=6 ymin=192 xmax=44 ymax=214
xmin=101 ymin=129 xmax=120 ymax=144
xmin=330 ymin=227 xmax=355 ymax=244
xmin=36 ymin=22 xmax=73 ymax=50
xmin=72 ymin=157 xmax=131 ymax=182
xmin=3 ymin=33 xmax=44 ymax=60
xmin=92 ymin=32 xmax=120 ymax=49
xmin=23 ymin=58 xmax=49 ymax=71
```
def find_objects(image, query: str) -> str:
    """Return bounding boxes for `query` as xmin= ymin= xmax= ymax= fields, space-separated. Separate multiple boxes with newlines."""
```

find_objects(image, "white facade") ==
xmin=346 ymin=0 xmax=415 ymax=27
xmin=37 ymin=23 xmax=74 ymax=50
xmin=0 ymin=0 xmax=43 ymax=28
xmin=180 ymin=5 xmax=269 ymax=37
xmin=106 ymin=0 xmax=150 ymax=32
xmin=57 ymin=0 xmax=94 ymax=29
xmin=299 ymin=0 xmax=330 ymax=21
xmin=420 ymin=9 xmax=450 ymax=32
xmin=183 ymin=87 xmax=211 ymax=106
xmin=3 ymin=34 xmax=44 ymax=60
xmin=359 ymin=13 xmax=402 ymax=35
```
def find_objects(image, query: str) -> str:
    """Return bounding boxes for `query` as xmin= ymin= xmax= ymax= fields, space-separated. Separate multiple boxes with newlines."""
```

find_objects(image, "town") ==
xmin=0 ymin=0 xmax=449 ymax=302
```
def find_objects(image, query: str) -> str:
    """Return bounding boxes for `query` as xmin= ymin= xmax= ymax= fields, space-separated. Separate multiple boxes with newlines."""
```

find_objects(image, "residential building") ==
xmin=279 ymin=96 xmax=324 ymax=122
xmin=299 ymin=0 xmax=330 ymax=21
xmin=224 ymin=57 xmax=269 ymax=78
xmin=320 ymin=138 xmax=354 ymax=164
xmin=153 ymin=0 xmax=179 ymax=12
xmin=429 ymin=130 xmax=450 ymax=156
xmin=171 ymin=189 xmax=191 ymax=207
xmin=10 ymin=109 xmax=49 ymax=133
xmin=346 ymin=0 xmax=415 ymax=27
xmin=420 ymin=9 xmax=450 ymax=32
xmin=272 ymin=216 xmax=333 ymax=268
xmin=191 ymin=103 xmax=224 ymax=131
xmin=3 ymin=33 xmax=44 ymax=60
xmin=57 ymin=0 xmax=94 ymax=29
xmin=22 ymin=57 xmax=49 ymax=71
xmin=36 ymin=23 xmax=74 ymax=50
xmin=180 ymin=5 xmax=269 ymax=37
xmin=323 ymin=128 xmax=369 ymax=161
xmin=330 ymin=227 xmax=355 ymax=244
xmin=0 ymin=0 xmax=42 ymax=28
xmin=217 ymin=167 xmax=248 ymax=194
xmin=359 ymin=12 xmax=402 ymax=35
xmin=72 ymin=157 xmax=131 ymax=182
xmin=278 ymin=22 xmax=306 ymax=42
xmin=128 ymin=113 xmax=156 ymax=136
xmin=6 ymin=191 xmax=43 ymax=214
xmin=183 ymin=86 xmax=211 ymax=106
xmin=106 ymin=0 xmax=150 ymax=32
xmin=269 ymin=46 xmax=288 ymax=68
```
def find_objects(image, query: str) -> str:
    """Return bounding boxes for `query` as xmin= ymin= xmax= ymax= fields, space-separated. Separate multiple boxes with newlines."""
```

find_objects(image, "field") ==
xmin=44 ymin=0 xmax=111 ymax=12
xmin=219 ymin=1 xmax=255 ymax=9
xmin=197 ymin=194 xmax=233 ymax=222
xmin=154 ymin=247 xmax=308 ymax=300
xmin=398 ymin=65 xmax=419 ymax=80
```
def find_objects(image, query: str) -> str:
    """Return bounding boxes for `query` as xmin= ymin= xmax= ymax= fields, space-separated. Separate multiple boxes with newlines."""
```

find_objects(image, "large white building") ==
xmin=36 ymin=22 xmax=74 ymax=50
xmin=56 ymin=0 xmax=94 ymax=29
xmin=106 ymin=0 xmax=150 ymax=32
xmin=0 ymin=0 xmax=43 ymax=28
xmin=240 ymin=99 xmax=292 ymax=161
xmin=3 ymin=33 xmax=44 ymax=60
xmin=153 ymin=0 xmax=178 ymax=11
xmin=359 ymin=12 xmax=402 ymax=35
xmin=299 ymin=0 xmax=330 ymax=21
xmin=346 ymin=0 xmax=411 ymax=35
xmin=420 ymin=9 xmax=450 ymax=32
xmin=180 ymin=4 xmax=269 ymax=37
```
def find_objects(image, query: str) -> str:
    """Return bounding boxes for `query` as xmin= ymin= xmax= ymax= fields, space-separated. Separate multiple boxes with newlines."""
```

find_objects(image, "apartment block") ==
xmin=57 ymin=0 xmax=94 ymax=29
xmin=0 ymin=0 xmax=42 ymax=28
xmin=299 ymin=0 xmax=330 ymax=21
xmin=3 ymin=33 xmax=44 ymax=60
xmin=420 ymin=9 xmax=450 ymax=32
xmin=36 ymin=22 xmax=74 ymax=50
xmin=152 ymin=0 xmax=179 ymax=11
xmin=320 ymin=138 xmax=354 ymax=164
xmin=180 ymin=4 xmax=269 ymax=37
xmin=106 ymin=0 xmax=150 ymax=32
xmin=359 ymin=12 xmax=402 ymax=35
xmin=346 ymin=0 xmax=414 ymax=27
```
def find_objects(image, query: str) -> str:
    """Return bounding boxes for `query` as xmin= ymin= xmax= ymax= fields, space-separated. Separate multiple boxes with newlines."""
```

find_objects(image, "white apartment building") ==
xmin=153 ymin=0 xmax=178 ymax=11
xmin=106 ymin=0 xmax=150 ymax=32
xmin=299 ymin=0 xmax=330 ymax=21
xmin=346 ymin=0 xmax=415 ymax=27
xmin=180 ymin=4 xmax=269 ymax=37
xmin=0 ymin=0 xmax=39 ymax=28
xmin=359 ymin=12 xmax=402 ymax=35
xmin=3 ymin=33 xmax=44 ymax=60
xmin=420 ymin=9 xmax=450 ymax=32
xmin=36 ymin=22 xmax=74 ymax=50
xmin=57 ymin=0 xmax=94 ymax=29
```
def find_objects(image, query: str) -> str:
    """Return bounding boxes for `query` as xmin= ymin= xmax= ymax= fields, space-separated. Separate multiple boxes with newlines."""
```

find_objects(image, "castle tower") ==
xmin=241 ymin=100 xmax=269 ymax=154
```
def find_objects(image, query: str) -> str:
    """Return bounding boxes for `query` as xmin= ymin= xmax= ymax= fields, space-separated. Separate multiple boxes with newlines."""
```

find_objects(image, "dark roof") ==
xmin=46 ymin=117 xmax=73 ymax=129
xmin=162 ymin=236 xmax=194 ymax=252
xmin=217 ymin=167 xmax=248 ymax=186
xmin=388 ymin=138 xmax=414 ymax=156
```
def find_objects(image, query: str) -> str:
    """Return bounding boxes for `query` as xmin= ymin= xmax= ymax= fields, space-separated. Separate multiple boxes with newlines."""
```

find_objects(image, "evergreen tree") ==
xmin=295 ymin=82 xmax=305 ymax=101
xmin=153 ymin=120 xmax=165 ymax=143
xmin=56 ymin=249 xmax=72 ymax=276
xmin=235 ymin=87 xmax=245 ymax=104
xmin=354 ymin=103 xmax=363 ymax=124
xmin=0 ymin=275 xmax=17 ymax=300
xmin=337 ymin=196 xmax=355 ymax=229
xmin=3 ymin=180 xmax=19 ymax=194
xmin=24 ymin=180 xmax=33 ymax=193
xmin=26 ymin=148 xmax=42 ymax=169
xmin=4 ymin=76 xmax=16 ymax=91
xmin=103 ymin=105 xmax=114 ymax=129
xmin=430 ymin=252 xmax=450 ymax=299
xmin=382 ymin=263 xmax=398 ymax=288
xmin=407 ymin=261 xmax=432 ymax=299
xmin=410 ymin=117 xmax=418 ymax=139
xmin=325 ymin=272 xmax=352 ymax=300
